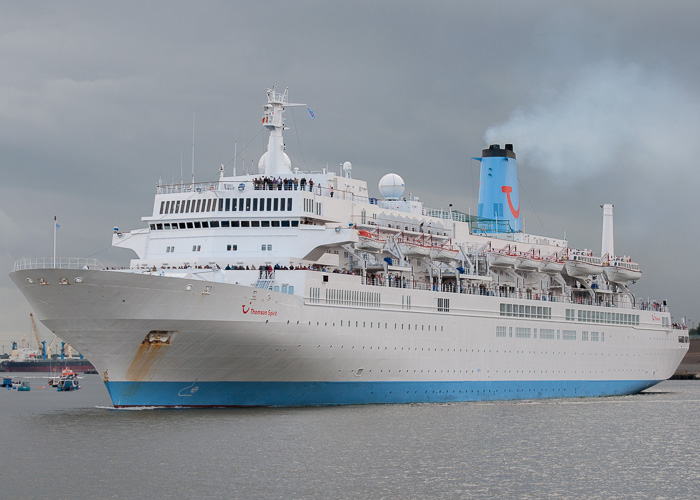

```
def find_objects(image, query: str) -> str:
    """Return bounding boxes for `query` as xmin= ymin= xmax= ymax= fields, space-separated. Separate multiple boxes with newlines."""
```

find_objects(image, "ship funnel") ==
xmin=601 ymin=203 xmax=614 ymax=258
xmin=476 ymin=144 xmax=521 ymax=232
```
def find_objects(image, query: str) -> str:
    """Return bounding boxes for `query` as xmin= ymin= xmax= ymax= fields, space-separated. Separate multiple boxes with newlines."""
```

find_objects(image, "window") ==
xmin=274 ymin=198 xmax=279 ymax=211
xmin=266 ymin=198 xmax=272 ymax=211
xmin=496 ymin=326 xmax=507 ymax=338
xmin=271 ymin=220 xmax=280 ymax=227
xmin=253 ymin=198 xmax=258 ymax=211
xmin=160 ymin=201 xmax=165 ymax=214
xmin=582 ymin=331 xmax=589 ymax=341
xmin=175 ymin=200 xmax=181 ymax=213
xmin=515 ymin=327 xmax=531 ymax=338
xmin=540 ymin=328 xmax=555 ymax=339
xmin=218 ymin=199 xmax=223 ymax=211
xmin=225 ymin=199 xmax=230 ymax=211
xmin=562 ymin=330 xmax=576 ymax=341
xmin=287 ymin=198 xmax=292 ymax=211
xmin=251 ymin=221 xmax=260 ymax=227
xmin=221 ymin=220 xmax=230 ymax=227
xmin=245 ymin=198 xmax=251 ymax=211
xmin=437 ymin=297 xmax=450 ymax=312
xmin=227 ymin=244 xmax=237 ymax=251
xmin=280 ymin=198 xmax=286 ymax=211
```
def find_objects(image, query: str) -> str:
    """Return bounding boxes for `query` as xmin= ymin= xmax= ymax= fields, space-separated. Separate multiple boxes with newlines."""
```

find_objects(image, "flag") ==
xmin=307 ymin=108 xmax=315 ymax=119
xmin=55 ymin=224 xmax=60 ymax=230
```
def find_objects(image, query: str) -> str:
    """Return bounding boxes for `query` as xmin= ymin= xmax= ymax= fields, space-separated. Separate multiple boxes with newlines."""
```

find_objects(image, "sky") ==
xmin=1 ymin=0 xmax=699 ymax=348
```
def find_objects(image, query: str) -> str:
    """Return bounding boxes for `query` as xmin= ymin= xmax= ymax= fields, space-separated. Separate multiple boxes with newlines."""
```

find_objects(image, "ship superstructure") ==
xmin=10 ymin=87 xmax=689 ymax=407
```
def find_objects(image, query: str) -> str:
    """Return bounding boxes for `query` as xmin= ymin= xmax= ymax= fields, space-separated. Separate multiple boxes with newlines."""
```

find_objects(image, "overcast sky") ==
xmin=2 ymin=1 xmax=699 ymax=348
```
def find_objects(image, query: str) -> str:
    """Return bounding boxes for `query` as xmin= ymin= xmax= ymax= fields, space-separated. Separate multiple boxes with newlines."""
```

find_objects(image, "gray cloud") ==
xmin=2 ymin=1 xmax=699 ymax=346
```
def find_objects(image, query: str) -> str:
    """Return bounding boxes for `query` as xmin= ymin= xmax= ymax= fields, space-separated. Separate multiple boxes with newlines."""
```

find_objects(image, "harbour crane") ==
xmin=29 ymin=313 xmax=46 ymax=359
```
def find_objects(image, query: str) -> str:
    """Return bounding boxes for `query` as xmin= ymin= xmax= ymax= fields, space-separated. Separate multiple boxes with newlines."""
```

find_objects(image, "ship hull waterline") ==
xmin=10 ymin=268 xmax=684 ymax=408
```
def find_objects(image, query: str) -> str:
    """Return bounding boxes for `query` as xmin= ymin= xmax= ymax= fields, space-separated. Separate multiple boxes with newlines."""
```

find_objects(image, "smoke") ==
xmin=484 ymin=61 xmax=700 ymax=182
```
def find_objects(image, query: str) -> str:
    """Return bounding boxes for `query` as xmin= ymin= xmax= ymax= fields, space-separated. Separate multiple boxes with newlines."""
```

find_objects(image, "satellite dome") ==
xmin=378 ymin=173 xmax=405 ymax=200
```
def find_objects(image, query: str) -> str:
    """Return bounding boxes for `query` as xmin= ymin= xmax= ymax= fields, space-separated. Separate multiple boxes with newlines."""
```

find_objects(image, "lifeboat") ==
xmin=487 ymin=249 xmax=518 ymax=269
xmin=539 ymin=258 xmax=564 ymax=274
xmin=398 ymin=241 xmax=430 ymax=257
xmin=429 ymin=245 xmax=459 ymax=262
xmin=355 ymin=230 xmax=385 ymax=253
xmin=515 ymin=252 xmax=542 ymax=272
xmin=604 ymin=256 xmax=642 ymax=284
xmin=564 ymin=250 xmax=604 ymax=278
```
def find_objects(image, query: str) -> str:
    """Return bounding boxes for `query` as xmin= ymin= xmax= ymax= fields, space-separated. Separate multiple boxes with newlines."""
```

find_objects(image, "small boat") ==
xmin=429 ymin=245 xmax=459 ymax=262
xmin=564 ymin=249 xmax=604 ymax=278
xmin=539 ymin=259 xmax=564 ymax=274
xmin=398 ymin=240 xmax=431 ymax=258
xmin=17 ymin=380 xmax=31 ymax=391
xmin=1 ymin=377 xmax=12 ymax=388
xmin=56 ymin=368 xmax=80 ymax=392
xmin=487 ymin=249 xmax=518 ymax=268
xmin=604 ymin=256 xmax=642 ymax=284
xmin=355 ymin=230 xmax=385 ymax=253
xmin=48 ymin=376 xmax=60 ymax=387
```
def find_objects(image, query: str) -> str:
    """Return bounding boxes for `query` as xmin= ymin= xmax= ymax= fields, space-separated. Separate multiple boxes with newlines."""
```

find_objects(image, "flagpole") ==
xmin=53 ymin=216 xmax=57 ymax=268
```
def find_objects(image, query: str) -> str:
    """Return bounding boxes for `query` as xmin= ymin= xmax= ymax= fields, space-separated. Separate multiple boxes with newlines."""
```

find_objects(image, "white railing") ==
xmin=12 ymin=258 xmax=106 ymax=272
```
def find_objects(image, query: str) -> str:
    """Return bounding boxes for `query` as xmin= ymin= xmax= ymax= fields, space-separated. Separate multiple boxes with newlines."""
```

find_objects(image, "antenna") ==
xmin=233 ymin=137 xmax=237 ymax=176
xmin=191 ymin=113 xmax=195 ymax=185
xmin=180 ymin=148 xmax=183 ymax=185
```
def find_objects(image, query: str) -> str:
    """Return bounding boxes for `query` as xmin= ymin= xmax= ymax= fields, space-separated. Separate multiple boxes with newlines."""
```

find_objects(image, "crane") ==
xmin=29 ymin=313 xmax=46 ymax=360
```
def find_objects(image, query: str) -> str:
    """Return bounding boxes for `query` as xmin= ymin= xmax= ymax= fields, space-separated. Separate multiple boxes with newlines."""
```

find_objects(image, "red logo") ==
xmin=242 ymin=302 xmax=251 ymax=314
xmin=501 ymin=186 xmax=520 ymax=219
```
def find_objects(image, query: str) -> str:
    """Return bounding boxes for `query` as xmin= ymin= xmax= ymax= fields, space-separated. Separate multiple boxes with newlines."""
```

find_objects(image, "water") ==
xmin=1 ymin=375 xmax=699 ymax=499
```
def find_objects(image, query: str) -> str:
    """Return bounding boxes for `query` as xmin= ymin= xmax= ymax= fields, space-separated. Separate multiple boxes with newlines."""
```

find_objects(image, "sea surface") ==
xmin=1 ymin=375 xmax=699 ymax=499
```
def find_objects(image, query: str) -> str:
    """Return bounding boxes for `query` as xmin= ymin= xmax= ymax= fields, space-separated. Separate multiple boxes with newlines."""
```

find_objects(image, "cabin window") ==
xmin=160 ymin=201 xmax=165 ymax=214
xmin=186 ymin=222 xmax=193 ymax=229
xmin=261 ymin=221 xmax=270 ymax=227
xmin=210 ymin=221 xmax=219 ymax=228
xmin=291 ymin=220 xmax=299 ymax=227
xmin=241 ymin=221 xmax=249 ymax=227
xmin=179 ymin=223 xmax=186 ymax=229
xmin=271 ymin=220 xmax=280 ymax=227
xmin=221 ymin=221 xmax=230 ymax=228
xmin=267 ymin=198 xmax=272 ymax=211
xmin=251 ymin=221 xmax=260 ymax=227
xmin=156 ymin=223 xmax=163 ymax=230
xmin=274 ymin=198 xmax=279 ymax=211
xmin=287 ymin=198 xmax=292 ymax=211
xmin=253 ymin=198 xmax=258 ymax=211
xmin=194 ymin=221 xmax=201 ymax=229
xmin=231 ymin=221 xmax=239 ymax=227
xmin=281 ymin=220 xmax=290 ymax=227
xmin=280 ymin=198 xmax=286 ymax=211
xmin=202 ymin=221 xmax=209 ymax=228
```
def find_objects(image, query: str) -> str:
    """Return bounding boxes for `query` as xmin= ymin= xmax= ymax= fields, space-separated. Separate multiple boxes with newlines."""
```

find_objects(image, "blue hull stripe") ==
xmin=105 ymin=379 xmax=662 ymax=407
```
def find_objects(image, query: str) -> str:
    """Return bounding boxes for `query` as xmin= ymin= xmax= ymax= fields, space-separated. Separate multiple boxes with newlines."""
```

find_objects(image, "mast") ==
xmin=258 ymin=87 xmax=306 ymax=177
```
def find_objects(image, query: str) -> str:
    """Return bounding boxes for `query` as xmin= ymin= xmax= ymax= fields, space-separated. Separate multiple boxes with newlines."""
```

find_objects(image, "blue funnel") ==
xmin=476 ymin=144 xmax=521 ymax=232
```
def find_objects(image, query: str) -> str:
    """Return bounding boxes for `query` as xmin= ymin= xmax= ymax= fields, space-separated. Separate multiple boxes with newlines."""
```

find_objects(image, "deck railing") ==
xmin=12 ymin=258 xmax=106 ymax=272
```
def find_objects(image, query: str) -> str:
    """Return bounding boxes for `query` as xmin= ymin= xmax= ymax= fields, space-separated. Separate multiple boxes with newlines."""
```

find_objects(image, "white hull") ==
xmin=11 ymin=268 xmax=687 ymax=407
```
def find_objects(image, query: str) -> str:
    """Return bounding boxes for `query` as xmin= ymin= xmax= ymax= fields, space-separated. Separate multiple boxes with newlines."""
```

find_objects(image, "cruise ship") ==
xmin=10 ymin=87 xmax=689 ymax=407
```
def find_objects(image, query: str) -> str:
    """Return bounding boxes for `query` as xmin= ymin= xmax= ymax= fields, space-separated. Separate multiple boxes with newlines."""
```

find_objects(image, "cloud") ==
xmin=484 ymin=61 xmax=700 ymax=182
